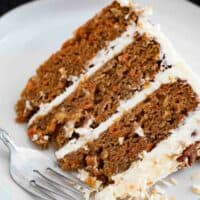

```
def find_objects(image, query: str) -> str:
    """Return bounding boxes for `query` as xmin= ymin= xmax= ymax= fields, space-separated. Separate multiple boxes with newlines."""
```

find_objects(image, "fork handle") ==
xmin=0 ymin=128 xmax=18 ymax=152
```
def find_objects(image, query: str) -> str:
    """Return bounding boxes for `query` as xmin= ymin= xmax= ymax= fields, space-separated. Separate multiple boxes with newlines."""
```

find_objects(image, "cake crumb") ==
xmin=118 ymin=137 xmax=124 ymax=145
xmin=191 ymin=184 xmax=200 ymax=195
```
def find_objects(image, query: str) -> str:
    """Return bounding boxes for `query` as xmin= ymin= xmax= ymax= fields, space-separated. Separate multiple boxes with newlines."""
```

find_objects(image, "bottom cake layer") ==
xmin=91 ymin=110 xmax=200 ymax=200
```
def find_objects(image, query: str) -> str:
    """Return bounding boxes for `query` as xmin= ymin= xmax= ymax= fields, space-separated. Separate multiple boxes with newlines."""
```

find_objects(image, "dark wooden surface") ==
xmin=189 ymin=0 xmax=200 ymax=6
xmin=0 ymin=0 xmax=199 ymax=16
xmin=0 ymin=0 xmax=33 ymax=15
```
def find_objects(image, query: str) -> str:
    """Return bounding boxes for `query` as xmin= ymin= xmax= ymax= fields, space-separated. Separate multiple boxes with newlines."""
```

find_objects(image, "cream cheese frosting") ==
xmin=56 ymin=11 xmax=200 ymax=159
xmin=54 ymin=4 xmax=200 ymax=200
xmin=95 ymin=109 xmax=200 ymax=200
xmin=55 ymin=62 xmax=200 ymax=159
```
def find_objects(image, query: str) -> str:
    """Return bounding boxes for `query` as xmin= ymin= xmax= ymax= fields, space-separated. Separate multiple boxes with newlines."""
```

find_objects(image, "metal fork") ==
xmin=0 ymin=128 xmax=92 ymax=200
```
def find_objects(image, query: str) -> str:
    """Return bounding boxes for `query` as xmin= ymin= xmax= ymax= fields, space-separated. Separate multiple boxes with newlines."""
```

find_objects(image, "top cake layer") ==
xmin=16 ymin=1 xmax=138 ymax=123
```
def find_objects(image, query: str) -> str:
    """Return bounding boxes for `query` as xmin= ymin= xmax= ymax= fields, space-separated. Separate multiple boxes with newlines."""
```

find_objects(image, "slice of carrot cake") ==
xmin=16 ymin=0 xmax=200 ymax=199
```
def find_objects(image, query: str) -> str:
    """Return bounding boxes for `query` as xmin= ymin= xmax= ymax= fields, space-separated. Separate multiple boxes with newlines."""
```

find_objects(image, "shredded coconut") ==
xmin=43 ymin=135 xmax=49 ymax=141
xmin=25 ymin=100 xmax=32 ymax=112
xmin=31 ymin=134 xmax=39 ymax=141
xmin=135 ymin=126 xmax=145 ymax=137
xmin=59 ymin=67 xmax=67 ymax=79
xmin=118 ymin=137 xmax=124 ymax=145
xmin=63 ymin=121 xmax=75 ymax=138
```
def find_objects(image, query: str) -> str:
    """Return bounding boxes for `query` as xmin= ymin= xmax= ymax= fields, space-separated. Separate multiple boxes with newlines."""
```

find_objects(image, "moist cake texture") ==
xmin=58 ymin=80 xmax=198 ymax=182
xmin=16 ymin=0 xmax=200 ymax=199
xmin=28 ymin=33 xmax=163 ymax=149
xmin=16 ymin=1 xmax=137 ymax=123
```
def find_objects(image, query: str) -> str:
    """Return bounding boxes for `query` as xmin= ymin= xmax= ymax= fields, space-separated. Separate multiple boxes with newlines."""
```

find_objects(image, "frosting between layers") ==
xmin=55 ymin=62 xmax=200 ymax=159
xmin=55 ymin=12 xmax=200 ymax=159
xmin=28 ymin=21 xmax=137 ymax=126
xmin=95 ymin=109 xmax=200 ymax=200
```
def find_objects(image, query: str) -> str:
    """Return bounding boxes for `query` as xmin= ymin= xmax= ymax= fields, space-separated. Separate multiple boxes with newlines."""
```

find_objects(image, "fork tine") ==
xmin=31 ymin=179 xmax=75 ymax=200
xmin=48 ymin=168 xmax=91 ymax=190
xmin=34 ymin=170 xmax=83 ymax=196
xmin=30 ymin=180 xmax=56 ymax=200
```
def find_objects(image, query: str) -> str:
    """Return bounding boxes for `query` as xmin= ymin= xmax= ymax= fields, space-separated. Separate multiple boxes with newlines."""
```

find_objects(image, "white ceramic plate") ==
xmin=0 ymin=0 xmax=200 ymax=199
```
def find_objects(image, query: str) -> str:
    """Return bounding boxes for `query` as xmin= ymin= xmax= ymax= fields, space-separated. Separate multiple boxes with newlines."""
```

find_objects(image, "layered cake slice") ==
xmin=16 ymin=0 xmax=200 ymax=199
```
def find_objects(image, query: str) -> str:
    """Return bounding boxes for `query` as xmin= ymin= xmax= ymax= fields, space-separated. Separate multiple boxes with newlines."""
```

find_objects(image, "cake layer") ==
xmin=28 ymin=33 xmax=164 ymax=148
xmin=57 ymin=80 xmax=198 ymax=183
xmin=94 ymin=110 xmax=200 ymax=200
xmin=16 ymin=1 xmax=138 ymax=122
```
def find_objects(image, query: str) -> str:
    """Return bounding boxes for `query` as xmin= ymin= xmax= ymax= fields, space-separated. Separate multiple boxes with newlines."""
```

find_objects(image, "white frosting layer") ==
xmin=28 ymin=21 xmax=137 ymax=126
xmin=55 ymin=6 xmax=200 ymax=200
xmin=95 ymin=110 xmax=200 ymax=200
xmin=55 ymin=62 xmax=200 ymax=159
xmin=56 ymin=13 xmax=200 ymax=159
